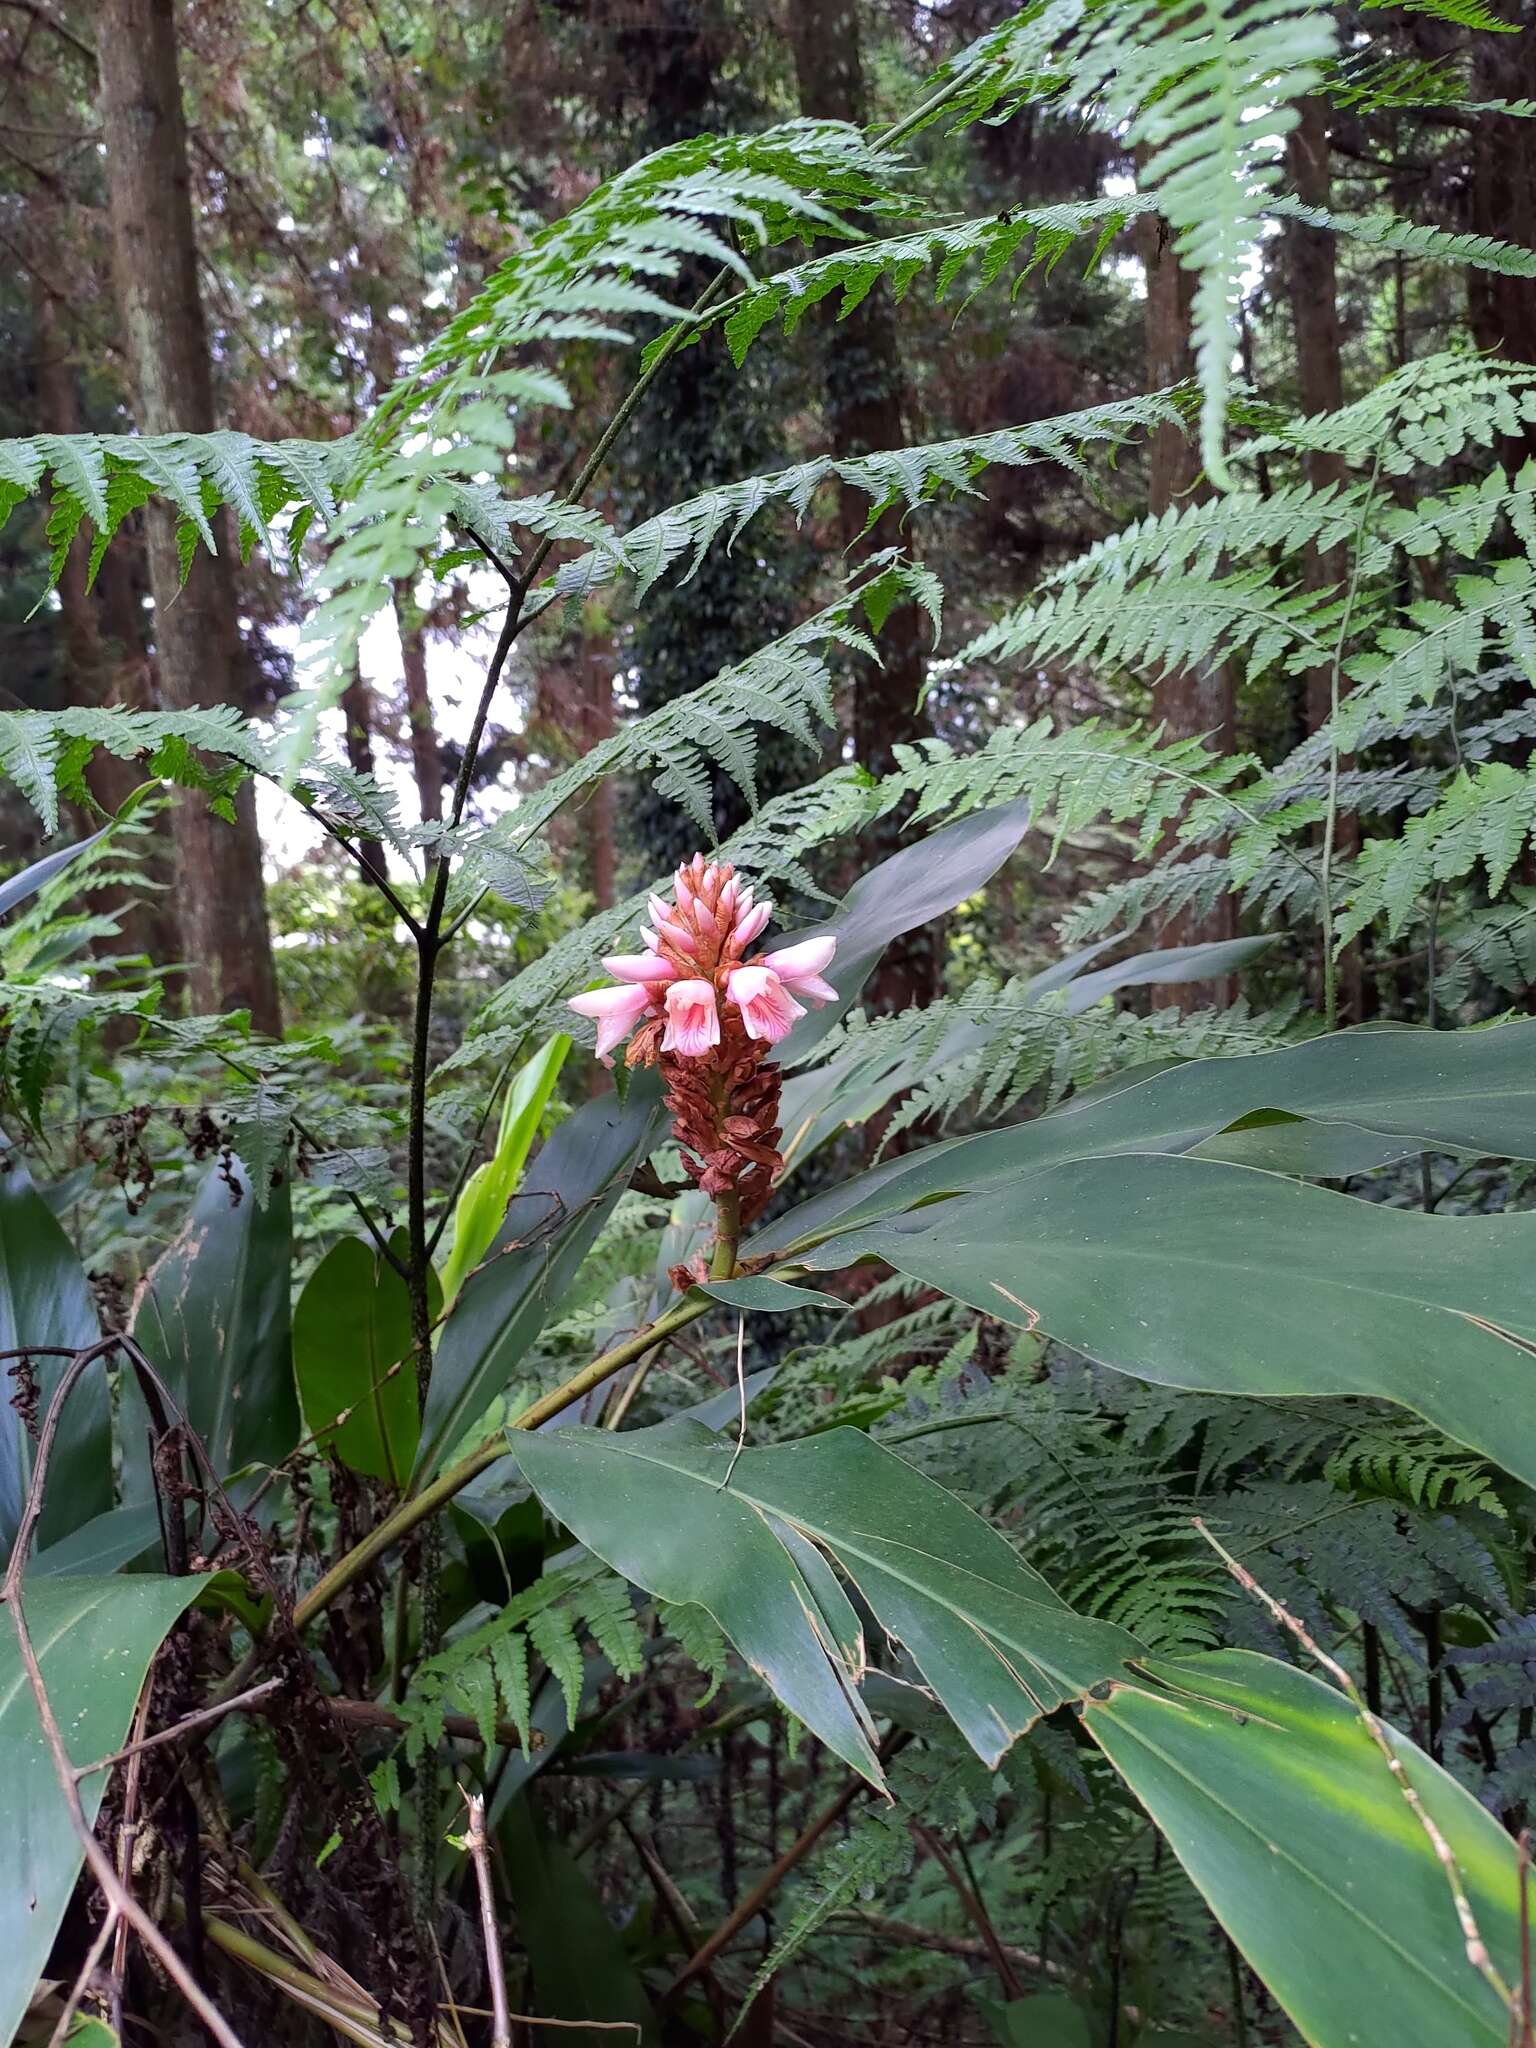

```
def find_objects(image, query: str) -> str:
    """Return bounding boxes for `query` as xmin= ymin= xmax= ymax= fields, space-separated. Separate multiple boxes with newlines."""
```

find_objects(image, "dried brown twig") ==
xmin=1194 ymin=1517 xmax=1517 ymax=2021
xmin=2 ymin=1340 xmax=248 ymax=2048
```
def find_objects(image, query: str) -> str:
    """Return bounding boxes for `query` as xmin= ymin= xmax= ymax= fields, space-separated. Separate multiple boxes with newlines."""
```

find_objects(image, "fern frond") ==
xmin=1243 ymin=351 xmax=1536 ymax=478
xmin=1336 ymin=761 xmax=1536 ymax=944
xmin=1267 ymin=196 xmax=1536 ymax=281
xmin=962 ymin=566 xmax=1335 ymax=688
xmin=0 ymin=705 xmax=269 ymax=834
xmin=1324 ymin=49 xmax=1536 ymax=115
xmin=1334 ymin=556 xmax=1536 ymax=746
xmin=0 ymin=429 xmax=356 ymax=586
xmin=1058 ymin=846 xmax=1319 ymax=944
xmin=553 ymin=394 xmax=1185 ymax=605
xmin=661 ymin=1603 xmax=732 ymax=1704
xmin=1434 ymin=891 xmax=1536 ymax=1005
xmin=720 ymin=197 xmax=1140 ymax=361
xmin=1066 ymin=0 xmax=1337 ymax=487
xmin=873 ymin=720 xmax=1258 ymax=860
xmin=1039 ymin=479 xmax=1362 ymax=596
xmin=397 ymin=1562 xmax=643 ymax=1760
xmin=394 ymin=120 xmax=909 ymax=409
xmin=1359 ymin=461 xmax=1536 ymax=575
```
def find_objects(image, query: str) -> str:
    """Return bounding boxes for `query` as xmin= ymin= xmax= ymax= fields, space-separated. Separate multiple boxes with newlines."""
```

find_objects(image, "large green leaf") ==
xmin=762 ymin=1021 xmax=1536 ymax=1252
xmin=417 ymin=1076 xmax=664 ymax=1480
xmin=293 ymin=1229 xmax=435 ymax=1486
xmin=778 ymin=797 xmax=1032 ymax=1063
xmin=0 ymin=1158 xmax=106 ymax=1561
xmin=805 ymin=1153 xmax=1536 ymax=1487
xmin=1086 ymin=1650 xmax=1520 ymax=2048
xmin=0 ymin=824 xmax=111 ymax=920
xmin=516 ymin=1419 xmax=1141 ymax=1783
xmin=498 ymin=1793 xmax=658 ymax=2046
xmin=125 ymin=1157 xmax=297 ymax=1495
xmin=440 ymin=1033 xmax=570 ymax=1306
xmin=775 ymin=933 xmax=1272 ymax=1183
xmin=1 ymin=1574 xmax=210 ymax=2046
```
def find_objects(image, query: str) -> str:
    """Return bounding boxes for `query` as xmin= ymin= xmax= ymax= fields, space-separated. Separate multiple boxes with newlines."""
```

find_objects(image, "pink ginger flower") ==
xmin=564 ymin=856 xmax=838 ymax=1068
xmin=726 ymin=965 xmax=805 ymax=1045
xmin=566 ymin=982 xmax=652 ymax=1061
xmin=763 ymin=936 xmax=838 ymax=1004
xmin=662 ymin=977 xmax=721 ymax=1056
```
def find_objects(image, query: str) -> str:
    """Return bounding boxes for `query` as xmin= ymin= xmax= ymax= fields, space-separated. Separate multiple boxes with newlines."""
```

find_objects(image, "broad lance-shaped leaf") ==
xmin=0 ymin=1574 xmax=211 ymax=2047
xmin=760 ymin=1019 xmax=1536 ymax=1252
xmin=516 ymin=1419 xmax=1142 ymax=1784
xmin=293 ymin=1229 xmax=436 ymax=1486
xmin=0 ymin=1157 xmax=108 ymax=1562
xmin=125 ymin=1156 xmax=297 ymax=1498
xmin=1085 ymin=1650 xmax=1520 ymax=2048
xmin=498 ymin=1793 xmax=658 ymax=2046
xmin=803 ymin=1153 xmax=1536 ymax=1489
xmin=776 ymin=796 xmax=1032 ymax=1064
xmin=417 ymin=1076 xmax=664 ymax=1480
xmin=440 ymin=1033 xmax=570 ymax=1306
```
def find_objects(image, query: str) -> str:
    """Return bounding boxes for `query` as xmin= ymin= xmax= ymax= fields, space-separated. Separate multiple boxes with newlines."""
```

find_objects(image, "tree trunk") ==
xmin=789 ymin=0 xmax=939 ymax=1013
xmin=1468 ymin=13 xmax=1536 ymax=367
xmin=393 ymin=579 xmax=442 ymax=826
xmin=33 ymin=271 xmax=180 ymax=971
xmin=339 ymin=666 xmax=387 ymax=879
xmin=1285 ymin=97 xmax=1363 ymax=1024
xmin=96 ymin=0 xmax=281 ymax=1032
xmin=1136 ymin=195 xmax=1238 ymax=1006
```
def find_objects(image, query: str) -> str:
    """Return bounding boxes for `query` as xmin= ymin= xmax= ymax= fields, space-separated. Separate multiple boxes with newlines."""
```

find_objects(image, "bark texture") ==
xmin=1285 ymin=97 xmax=1362 ymax=1023
xmin=34 ymin=272 xmax=180 ymax=970
xmin=789 ymin=0 xmax=939 ymax=1012
xmin=96 ymin=0 xmax=280 ymax=1031
xmin=1136 ymin=196 xmax=1238 ymax=1005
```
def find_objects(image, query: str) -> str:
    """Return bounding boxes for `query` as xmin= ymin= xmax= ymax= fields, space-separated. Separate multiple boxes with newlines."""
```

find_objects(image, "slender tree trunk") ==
xmin=582 ymin=642 xmax=616 ymax=914
xmin=339 ymin=666 xmax=387 ymax=878
xmin=1285 ymin=98 xmax=1363 ymax=1024
xmin=789 ymin=0 xmax=940 ymax=1014
xmin=393 ymin=580 xmax=442 ymax=826
xmin=1468 ymin=12 xmax=1536 ymax=369
xmin=96 ymin=0 xmax=281 ymax=1032
xmin=1136 ymin=195 xmax=1238 ymax=1006
xmin=33 ymin=271 xmax=180 ymax=970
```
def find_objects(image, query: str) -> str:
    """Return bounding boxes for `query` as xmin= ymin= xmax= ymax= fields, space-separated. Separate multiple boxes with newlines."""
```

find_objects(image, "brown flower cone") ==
xmin=659 ymin=1011 xmax=783 ymax=1227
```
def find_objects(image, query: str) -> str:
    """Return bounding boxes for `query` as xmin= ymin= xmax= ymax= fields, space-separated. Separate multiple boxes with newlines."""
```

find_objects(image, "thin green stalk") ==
xmin=290 ymin=1291 xmax=712 ymax=1633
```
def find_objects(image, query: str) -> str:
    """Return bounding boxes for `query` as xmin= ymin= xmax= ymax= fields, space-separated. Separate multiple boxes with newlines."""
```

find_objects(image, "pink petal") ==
xmin=727 ymin=965 xmax=804 ymax=1044
xmin=733 ymin=900 xmax=772 ymax=947
xmin=764 ymin=935 xmax=838 ymax=1001
xmin=661 ymin=977 xmax=720 ymax=1057
xmin=567 ymin=983 xmax=652 ymax=1059
xmin=603 ymin=952 xmax=677 ymax=984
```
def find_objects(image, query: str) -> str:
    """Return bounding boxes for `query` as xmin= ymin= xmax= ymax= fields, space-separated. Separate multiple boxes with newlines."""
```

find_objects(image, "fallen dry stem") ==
xmin=1194 ymin=1516 xmax=1515 ymax=2018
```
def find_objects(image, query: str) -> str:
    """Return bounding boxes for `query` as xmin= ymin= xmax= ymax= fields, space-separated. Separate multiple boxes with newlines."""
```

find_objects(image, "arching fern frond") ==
xmin=393 ymin=119 xmax=909 ymax=408
xmin=1336 ymin=761 xmax=1536 ymax=944
xmin=870 ymin=721 xmax=1260 ymax=859
xmin=1267 ymin=196 xmax=1536 ymax=281
xmin=396 ymin=1561 xmax=643 ymax=1761
xmin=1064 ymin=0 xmax=1337 ymax=488
xmin=720 ymin=196 xmax=1140 ymax=361
xmin=0 ymin=429 xmax=356 ymax=588
xmin=1242 ymin=351 xmax=1536 ymax=477
xmin=552 ymin=393 xmax=1187 ymax=605
xmin=1037 ymin=479 xmax=1361 ymax=594
xmin=961 ymin=566 xmax=1336 ymax=687
xmin=515 ymin=568 xmax=928 ymax=847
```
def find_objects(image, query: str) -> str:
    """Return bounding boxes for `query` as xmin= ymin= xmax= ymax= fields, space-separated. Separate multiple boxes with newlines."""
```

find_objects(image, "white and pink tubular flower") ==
xmin=566 ymin=855 xmax=838 ymax=1066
